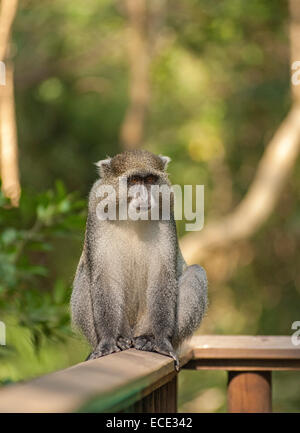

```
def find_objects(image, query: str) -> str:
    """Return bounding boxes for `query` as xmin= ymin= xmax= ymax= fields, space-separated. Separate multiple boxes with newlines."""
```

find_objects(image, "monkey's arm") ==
xmin=72 ymin=184 xmax=131 ymax=357
xmin=84 ymin=213 xmax=130 ymax=357
xmin=72 ymin=243 xmax=132 ymax=358
xmin=71 ymin=250 xmax=98 ymax=348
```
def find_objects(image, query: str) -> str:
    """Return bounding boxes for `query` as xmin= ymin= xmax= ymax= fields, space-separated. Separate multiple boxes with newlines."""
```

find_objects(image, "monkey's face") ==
xmin=126 ymin=173 xmax=160 ymax=217
xmin=95 ymin=150 xmax=172 ymax=221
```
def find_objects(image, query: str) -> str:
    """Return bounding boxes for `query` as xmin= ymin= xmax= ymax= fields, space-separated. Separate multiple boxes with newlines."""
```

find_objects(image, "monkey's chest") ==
xmin=122 ymin=244 xmax=150 ymax=328
xmin=107 ymin=222 xmax=162 ymax=331
xmin=112 ymin=229 xmax=156 ymax=329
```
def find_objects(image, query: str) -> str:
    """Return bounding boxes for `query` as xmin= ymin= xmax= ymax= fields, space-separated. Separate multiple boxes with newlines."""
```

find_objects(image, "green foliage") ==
xmin=0 ymin=182 xmax=86 ymax=352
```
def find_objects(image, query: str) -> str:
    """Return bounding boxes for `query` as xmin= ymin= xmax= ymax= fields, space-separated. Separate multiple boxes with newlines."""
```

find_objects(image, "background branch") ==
xmin=119 ymin=0 xmax=151 ymax=150
xmin=0 ymin=0 xmax=18 ymax=62
xmin=180 ymin=0 xmax=300 ymax=264
xmin=180 ymin=105 xmax=300 ymax=263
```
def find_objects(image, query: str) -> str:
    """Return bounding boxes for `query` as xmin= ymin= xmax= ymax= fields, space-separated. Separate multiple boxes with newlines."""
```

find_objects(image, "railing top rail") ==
xmin=190 ymin=335 xmax=300 ymax=360
xmin=0 ymin=335 xmax=298 ymax=412
xmin=185 ymin=335 xmax=300 ymax=372
xmin=0 ymin=347 xmax=190 ymax=413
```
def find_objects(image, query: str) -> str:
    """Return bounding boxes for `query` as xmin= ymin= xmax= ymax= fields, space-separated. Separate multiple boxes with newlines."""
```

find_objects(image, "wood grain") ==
xmin=227 ymin=371 xmax=272 ymax=413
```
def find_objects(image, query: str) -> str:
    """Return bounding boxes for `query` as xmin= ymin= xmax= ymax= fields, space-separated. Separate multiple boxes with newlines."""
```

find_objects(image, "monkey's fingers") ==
xmin=117 ymin=336 xmax=133 ymax=350
xmin=141 ymin=340 xmax=154 ymax=351
xmin=167 ymin=350 xmax=180 ymax=372
xmin=153 ymin=344 xmax=180 ymax=372
xmin=133 ymin=335 xmax=154 ymax=351
xmin=173 ymin=355 xmax=180 ymax=372
xmin=87 ymin=343 xmax=121 ymax=360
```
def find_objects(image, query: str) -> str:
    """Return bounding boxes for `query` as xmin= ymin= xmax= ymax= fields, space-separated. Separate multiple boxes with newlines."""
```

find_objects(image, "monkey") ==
xmin=71 ymin=150 xmax=208 ymax=371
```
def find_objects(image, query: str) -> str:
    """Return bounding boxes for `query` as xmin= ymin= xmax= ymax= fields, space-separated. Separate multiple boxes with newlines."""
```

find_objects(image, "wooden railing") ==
xmin=186 ymin=335 xmax=300 ymax=413
xmin=0 ymin=335 xmax=298 ymax=413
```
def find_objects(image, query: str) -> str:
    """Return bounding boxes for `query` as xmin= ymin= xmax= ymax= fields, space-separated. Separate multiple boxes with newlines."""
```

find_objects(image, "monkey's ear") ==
xmin=159 ymin=155 xmax=171 ymax=170
xmin=95 ymin=158 xmax=112 ymax=178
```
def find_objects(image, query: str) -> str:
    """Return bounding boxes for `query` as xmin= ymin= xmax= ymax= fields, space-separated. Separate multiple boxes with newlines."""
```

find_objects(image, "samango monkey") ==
xmin=71 ymin=150 xmax=207 ymax=370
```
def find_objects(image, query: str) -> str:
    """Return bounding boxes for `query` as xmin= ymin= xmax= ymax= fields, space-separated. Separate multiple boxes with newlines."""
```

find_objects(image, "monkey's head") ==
xmin=95 ymin=150 xmax=172 ymax=220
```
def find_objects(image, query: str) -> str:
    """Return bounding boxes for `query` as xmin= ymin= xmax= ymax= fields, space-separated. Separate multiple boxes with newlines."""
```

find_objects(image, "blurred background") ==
xmin=0 ymin=0 xmax=299 ymax=412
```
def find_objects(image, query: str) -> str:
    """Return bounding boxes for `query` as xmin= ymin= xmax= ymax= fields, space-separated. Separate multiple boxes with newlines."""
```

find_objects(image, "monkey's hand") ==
xmin=87 ymin=339 xmax=120 ymax=360
xmin=134 ymin=335 xmax=180 ymax=372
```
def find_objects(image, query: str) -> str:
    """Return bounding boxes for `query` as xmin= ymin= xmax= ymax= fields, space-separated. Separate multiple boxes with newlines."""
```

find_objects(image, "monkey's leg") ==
xmin=87 ymin=272 xmax=133 ymax=359
xmin=71 ymin=262 xmax=98 ymax=348
xmin=133 ymin=265 xmax=180 ymax=370
xmin=72 ymin=259 xmax=132 ymax=359
xmin=174 ymin=264 xmax=208 ymax=347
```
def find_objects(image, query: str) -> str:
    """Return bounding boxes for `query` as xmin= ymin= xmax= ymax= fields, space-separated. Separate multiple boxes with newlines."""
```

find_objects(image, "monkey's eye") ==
xmin=145 ymin=175 xmax=158 ymax=184
xmin=128 ymin=176 xmax=141 ymax=185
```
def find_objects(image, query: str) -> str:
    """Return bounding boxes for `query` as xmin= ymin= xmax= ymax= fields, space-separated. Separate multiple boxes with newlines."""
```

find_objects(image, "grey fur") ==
xmin=71 ymin=150 xmax=208 ymax=370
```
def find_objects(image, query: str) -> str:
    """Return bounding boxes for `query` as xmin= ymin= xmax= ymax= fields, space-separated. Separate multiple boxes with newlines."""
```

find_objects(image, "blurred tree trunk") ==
xmin=0 ymin=0 xmax=20 ymax=206
xmin=290 ymin=0 xmax=300 ymax=102
xmin=180 ymin=0 xmax=300 ymax=264
xmin=120 ymin=0 xmax=150 ymax=150
xmin=0 ymin=62 xmax=20 ymax=206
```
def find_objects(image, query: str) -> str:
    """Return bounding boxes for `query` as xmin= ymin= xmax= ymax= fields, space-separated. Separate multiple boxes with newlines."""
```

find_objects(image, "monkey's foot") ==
xmin=133 ymin=334 xmax=155 ymax=351
xmin=133 ymin=335 xmax=180 ymax=371
xmin=87 ymin=340 xmax=120 ymax=360
xmin=117 ymin=336 xmax=132 ymax=350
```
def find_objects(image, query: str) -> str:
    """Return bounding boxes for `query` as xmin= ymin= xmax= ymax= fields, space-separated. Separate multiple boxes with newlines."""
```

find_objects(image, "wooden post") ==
xmin=134 ymin=375 xmax=178 ymax=413
xmin=227 ymin=371 xmax=272 ymax=413
xmin=165 ymin=375 xmax=178 ymax=412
